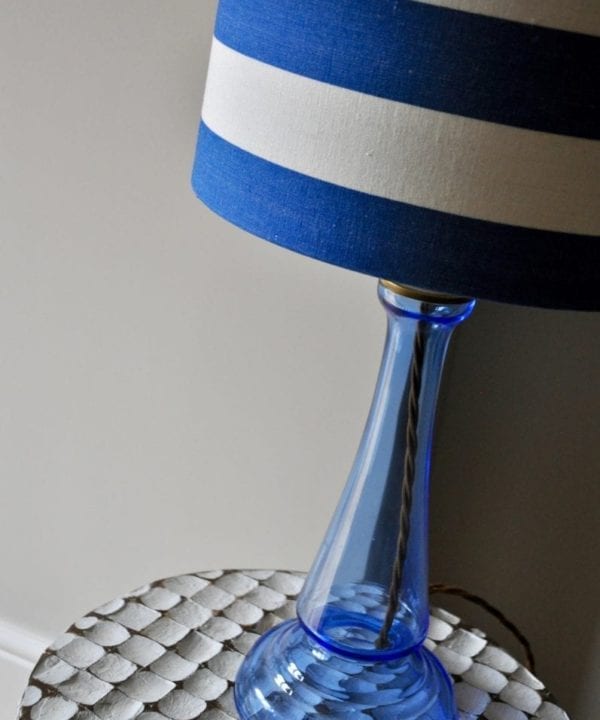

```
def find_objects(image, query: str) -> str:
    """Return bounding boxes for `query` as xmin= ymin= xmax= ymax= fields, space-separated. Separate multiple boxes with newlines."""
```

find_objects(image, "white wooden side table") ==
xmin=18 ymin=570 xmax=569 ymax=720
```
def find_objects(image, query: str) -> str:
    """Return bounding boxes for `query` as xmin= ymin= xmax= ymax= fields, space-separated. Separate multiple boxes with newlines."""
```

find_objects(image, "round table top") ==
xmin=18 ymin=569 xmax=568 ymax=720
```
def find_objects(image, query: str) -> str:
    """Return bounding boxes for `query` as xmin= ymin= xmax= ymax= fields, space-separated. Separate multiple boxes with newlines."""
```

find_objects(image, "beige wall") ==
xmin=1 ymin=2 xmax=598 ymax=717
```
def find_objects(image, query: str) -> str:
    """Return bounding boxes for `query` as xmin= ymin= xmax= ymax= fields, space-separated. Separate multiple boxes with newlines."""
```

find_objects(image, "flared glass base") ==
xmin=234 ymin=619 xmax=457 ymax=720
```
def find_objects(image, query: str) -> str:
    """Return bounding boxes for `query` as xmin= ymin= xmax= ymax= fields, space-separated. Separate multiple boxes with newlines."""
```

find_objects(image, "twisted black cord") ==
xmin=376 ymin=322 xmax=426 ymax=649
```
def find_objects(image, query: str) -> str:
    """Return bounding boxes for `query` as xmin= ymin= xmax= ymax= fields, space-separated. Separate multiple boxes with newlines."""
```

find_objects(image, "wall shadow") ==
xmin=430 ymin=300 xmax=600 ymax=717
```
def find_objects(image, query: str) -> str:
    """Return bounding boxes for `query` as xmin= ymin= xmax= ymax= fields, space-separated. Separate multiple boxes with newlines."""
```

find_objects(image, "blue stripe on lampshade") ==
xmin=193 ymin=1 xmax=600 ymax=309
xmin=215 ymin=0 xmax=599 ymax=139
xmin=193 ymin=123 xmax=599 ymax=310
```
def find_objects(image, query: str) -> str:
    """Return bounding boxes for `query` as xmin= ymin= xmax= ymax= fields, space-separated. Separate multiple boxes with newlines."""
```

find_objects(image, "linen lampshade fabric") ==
xmin=192 ymin=0 xmax=600 ymax=310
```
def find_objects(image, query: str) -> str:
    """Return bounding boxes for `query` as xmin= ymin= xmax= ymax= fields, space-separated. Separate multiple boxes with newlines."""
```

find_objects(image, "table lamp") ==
xmin=191 ymin=2 xmax=599 ymax=718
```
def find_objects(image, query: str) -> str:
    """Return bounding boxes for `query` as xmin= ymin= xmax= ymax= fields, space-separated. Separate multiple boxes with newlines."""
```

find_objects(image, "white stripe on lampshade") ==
xmin=202 ymin=39 xmax=599 ymax=236
xmin=412 ymin=0 xmax=600 ymax=36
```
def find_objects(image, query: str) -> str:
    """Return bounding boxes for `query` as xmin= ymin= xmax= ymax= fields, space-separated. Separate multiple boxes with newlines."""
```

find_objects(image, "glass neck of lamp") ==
xmin=296 ymin=282 xmax=475 ymax=661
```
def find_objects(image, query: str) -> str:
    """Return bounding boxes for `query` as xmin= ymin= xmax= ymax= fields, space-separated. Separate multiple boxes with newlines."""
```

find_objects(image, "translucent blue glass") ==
xmin=235 ymin=282 xmax=475 ymax=719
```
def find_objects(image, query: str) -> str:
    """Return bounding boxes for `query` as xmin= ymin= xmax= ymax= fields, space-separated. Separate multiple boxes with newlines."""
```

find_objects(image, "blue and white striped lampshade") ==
xmin=192 ymin=0 xmax=599 ymax=310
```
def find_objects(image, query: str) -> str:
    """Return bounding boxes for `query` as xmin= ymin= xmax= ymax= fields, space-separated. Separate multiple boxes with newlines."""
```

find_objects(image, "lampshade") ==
xmin=192 ymin=0 xmax=599 ymax=310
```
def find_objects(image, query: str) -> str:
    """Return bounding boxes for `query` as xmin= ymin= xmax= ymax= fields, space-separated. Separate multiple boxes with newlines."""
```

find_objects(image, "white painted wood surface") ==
xmin=17 ymin=571 xmax=569 ymax=720
xmin=1 ymin=657 xmax=31 ymax=720
xmin=0 ymin=620 xmax=48 ymax=720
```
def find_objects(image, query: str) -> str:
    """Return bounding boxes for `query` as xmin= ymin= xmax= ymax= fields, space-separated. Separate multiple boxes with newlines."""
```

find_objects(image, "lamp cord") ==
xmin=372 ymin=318 xmax=536 ymax=673
xmin=376 ymin=321 xmax=426 ymax=649
xmin=429 ymin=584 xmax=537 ymax=673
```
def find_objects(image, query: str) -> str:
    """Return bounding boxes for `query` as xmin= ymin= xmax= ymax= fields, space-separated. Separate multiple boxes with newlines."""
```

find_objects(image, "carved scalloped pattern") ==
xmin=18 ymin=570 xmax=568 ymax=720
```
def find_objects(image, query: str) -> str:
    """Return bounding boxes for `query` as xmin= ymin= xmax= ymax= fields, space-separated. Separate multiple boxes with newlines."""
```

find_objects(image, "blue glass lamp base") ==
xmin=234 ymin=619 xmax=457 ymax=720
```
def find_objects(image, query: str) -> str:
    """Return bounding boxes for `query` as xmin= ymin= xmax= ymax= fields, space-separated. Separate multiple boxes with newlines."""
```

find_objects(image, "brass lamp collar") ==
xmin=379 ymin=279 xmax=473 ymax=305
